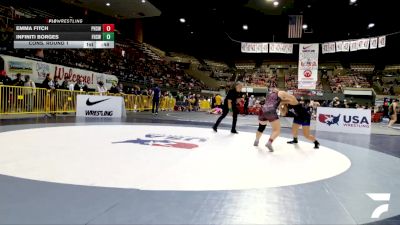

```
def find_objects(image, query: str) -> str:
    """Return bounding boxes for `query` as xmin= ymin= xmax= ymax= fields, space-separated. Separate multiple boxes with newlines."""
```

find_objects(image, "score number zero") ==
xmin=92 ymin=33 xmax=114 ymax=41
xmin=90 ymin=24 xmax=114 ymax=32
xmin=91 ymin=24 xmax=115 ymax=40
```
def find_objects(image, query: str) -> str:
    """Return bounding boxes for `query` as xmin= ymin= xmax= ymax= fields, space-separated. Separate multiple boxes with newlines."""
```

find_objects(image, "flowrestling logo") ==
xmin=318 ymin=113 xmax=370 ymax=128
xmin=113 ymin=134 xmax=207 ymax=149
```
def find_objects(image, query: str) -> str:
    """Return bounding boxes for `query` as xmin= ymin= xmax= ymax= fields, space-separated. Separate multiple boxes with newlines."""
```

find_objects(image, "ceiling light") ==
xmin=350 ymin=0 xmax=357 ymax=3
xmin=266 ymin=0 xmax=274 ymax=2
xmin=106 ymin=2 xmax=110 ymax=6
xmin=368 ymin=23 xmax=375 ymax=28
xmin=307 ymin=5 xmax=311 ymax=8
xmin=302 ymin=24 xmax=308 ymax=29
xmin=179 ymin=18 xmax=186 ymax=23
xmin=242 ymin=24 xmax=248 ymax=30
xmin=141 ymin=0 xmax=146 ymax=3
xmin=190 ymin=31 xmax=194 ymax=34
xmin=273 ymin=1 xmax=279 ymax=6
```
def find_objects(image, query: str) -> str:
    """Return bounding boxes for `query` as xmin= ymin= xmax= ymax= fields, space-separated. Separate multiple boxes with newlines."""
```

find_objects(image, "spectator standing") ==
xmin=68 ymin=80 xmax=75 ymax=91
xmin=152 ymin=83 xmax=161 ymax=115
xmin=244 ymin=93 xmax=249 ymax=115
xmin=13 ymin=73 xmax=25 ymax=86
xmin=61 ymin=77 xmax=70 ymax=90
xmin=214 ymin=94 xmax=222 ymax=108
xmin=43 ymin=76 xmax=56 ymax=115
xmin=0 ymin=70 xmax=11 ymax=85
xmin=74 ymin=77 xmax=88 ymax=92
xmin=388 ymin=99 xmax=399 ymax=128
xmin=109 ymin=82 xmax=118 ymax=94
xmin=249 ymin=95 xmax=255 ymax=108
xmin=23 ymin=75 xmax=36 ymax=112
xmin=97 ymin=81 xmax=107 ymax=96
xmin=194 ymin=94 xmax=200 ymax=111
xmin=42 ymin=74 xmax=52 ymax=89
xmin=116 ymin=83 xmax=124 ymax=94
xmin=54 ymin=77 xmax=61 ymax=89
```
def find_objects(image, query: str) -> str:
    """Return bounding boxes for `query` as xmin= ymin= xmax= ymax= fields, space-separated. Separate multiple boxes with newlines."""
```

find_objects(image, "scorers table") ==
xmin=14 ymin=19 xmax=115 ymax=49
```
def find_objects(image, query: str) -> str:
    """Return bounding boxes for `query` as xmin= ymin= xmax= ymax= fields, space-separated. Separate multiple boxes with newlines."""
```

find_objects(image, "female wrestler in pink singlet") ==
xmin=254 ymin=88 xmax=298 ymax=152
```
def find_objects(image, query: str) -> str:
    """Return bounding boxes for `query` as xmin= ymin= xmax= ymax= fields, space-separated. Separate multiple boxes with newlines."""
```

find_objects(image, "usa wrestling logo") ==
xmin=113 ymin=134 xmax=207 ymax=150
xmin=319 ymin=114 xmax=341 ymax=126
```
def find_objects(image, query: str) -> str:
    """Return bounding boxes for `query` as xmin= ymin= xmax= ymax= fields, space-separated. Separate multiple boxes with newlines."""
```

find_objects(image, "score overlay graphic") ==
xmin=14 ymin=23 xmax=115 ymax=49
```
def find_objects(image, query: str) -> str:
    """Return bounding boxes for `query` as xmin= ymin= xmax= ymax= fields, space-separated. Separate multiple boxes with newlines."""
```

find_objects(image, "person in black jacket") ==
xmin=61 ymin=77 xmax=70 ymax=90
xmin=0 ymin=70 xmax=11 ymax=85
xmin=54 ymin=77 xmax=61 ymax=89
xmin=12 ymin=73 xmax=25 ymax=86
xmin=74 ymin=77 xmax=88 ymax=92
xmin=244 ymin=93 xmax=249 ymax=115
xmin=212 ymin=82 xmax=243 ymax=134
xmin=109 ymin=82 xmax=119 ymax=94
xmin=42 ymin=74 xmax=52 ymax=89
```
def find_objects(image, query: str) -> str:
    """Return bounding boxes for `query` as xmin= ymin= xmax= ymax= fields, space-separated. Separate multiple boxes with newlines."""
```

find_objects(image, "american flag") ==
xmin=288 ymin=15 xmax=303 ymax=39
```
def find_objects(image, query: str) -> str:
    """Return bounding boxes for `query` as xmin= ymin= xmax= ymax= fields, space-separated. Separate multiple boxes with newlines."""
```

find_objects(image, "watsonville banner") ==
xmin=298 ymin=44 xmax=319 ymax=90
xmin=1 ymin=55 xmax=118 ymax=90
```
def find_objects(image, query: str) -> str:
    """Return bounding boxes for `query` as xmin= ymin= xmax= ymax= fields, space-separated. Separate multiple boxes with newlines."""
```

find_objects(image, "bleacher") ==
xmin=350 ymin=64 xmax=374 ymax=73
xmin=235 ymin=63 xmax=255 ymax=70
xmin=0 ymin=5 xmax=207 ymax=93
xmin=384 ymin=64 xmax=400 ymax=72
xmin=329 ymin=73 xmax=371 ymax=93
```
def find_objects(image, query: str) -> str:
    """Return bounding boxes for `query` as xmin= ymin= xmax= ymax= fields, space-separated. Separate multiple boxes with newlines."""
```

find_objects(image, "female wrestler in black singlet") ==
xmin=287 ymin=100 xmax=320 ymax=149
xmin=254 ymin=88 xmax=298 ymax=152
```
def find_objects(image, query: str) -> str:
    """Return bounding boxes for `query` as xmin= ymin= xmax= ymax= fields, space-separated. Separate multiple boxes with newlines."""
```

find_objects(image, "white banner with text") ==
xmin=316 ymin=107 xmax=371 ymax=135
xmin=76 ymin=95 xmax=126 ymax=118
xmin=298 ymin=44 xmax=319 ymax=89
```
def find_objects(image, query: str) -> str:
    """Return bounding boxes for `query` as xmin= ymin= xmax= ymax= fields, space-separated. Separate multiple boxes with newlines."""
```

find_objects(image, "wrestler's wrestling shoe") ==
xmin=253 ymin=140 xmax=259 ymax=146
xmin=266 ymin=143 xmax=274 ymax=152
xmin=314 ymin=140 xmax=320 ymax=149
xmin=287 ymin=138 xmax=298 ymax=144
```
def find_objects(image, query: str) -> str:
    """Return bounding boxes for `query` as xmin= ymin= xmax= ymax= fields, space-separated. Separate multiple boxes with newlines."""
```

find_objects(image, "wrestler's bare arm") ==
xmin=278 ymin=91 xmax=298 ymax=105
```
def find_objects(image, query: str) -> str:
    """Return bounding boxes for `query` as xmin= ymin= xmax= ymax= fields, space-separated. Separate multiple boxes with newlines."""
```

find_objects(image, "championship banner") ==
xmin=357 ymin=39 xmax=363 ymax=50
xmin=342 ymin=41 xmax=350 ymax=51
xmin=378 ymin=36 xmax=386 ymax=48
xmin=241 ymin=42 xmax=268 ymax=53
xmin=328 ymin=42 xmax=336 ymax=53
xmin=322 ymin=36 xmax=384 ymax=54
xmin=298 ymin=44 xmax=319 ymax=89
xmin=322 ymin=43 xmax=329 ymax=54
xmin=336 ymin=41 xmax=343 ymax=52
xmin=370 ymin=37 xmax=378 ymax=49
xmin=241 ymin=42 xmax=292 ymax=54
xmin=269 ymin=43 xmax=293 ymax=54
xmin=322 ymin=42 xmax=335 ymax=54
xmin=316 ymin=107 xmax=371 ymax=135
xmin=350 ymin=41 xmax=358 ymax=51
xmin=261 ymin=43 xmax=269 ymax=53
xmin=362 ymin=39 xmax=370 ymax=49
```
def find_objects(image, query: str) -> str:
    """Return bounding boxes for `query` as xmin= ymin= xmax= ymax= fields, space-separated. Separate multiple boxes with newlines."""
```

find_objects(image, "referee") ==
xmin=212 ymin=82 xmax=243 ymax=134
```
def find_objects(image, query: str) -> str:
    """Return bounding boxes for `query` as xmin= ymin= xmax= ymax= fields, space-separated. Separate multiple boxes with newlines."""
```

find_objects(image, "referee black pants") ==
xmin=213 ymin=107 xmax=238 ymax=131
